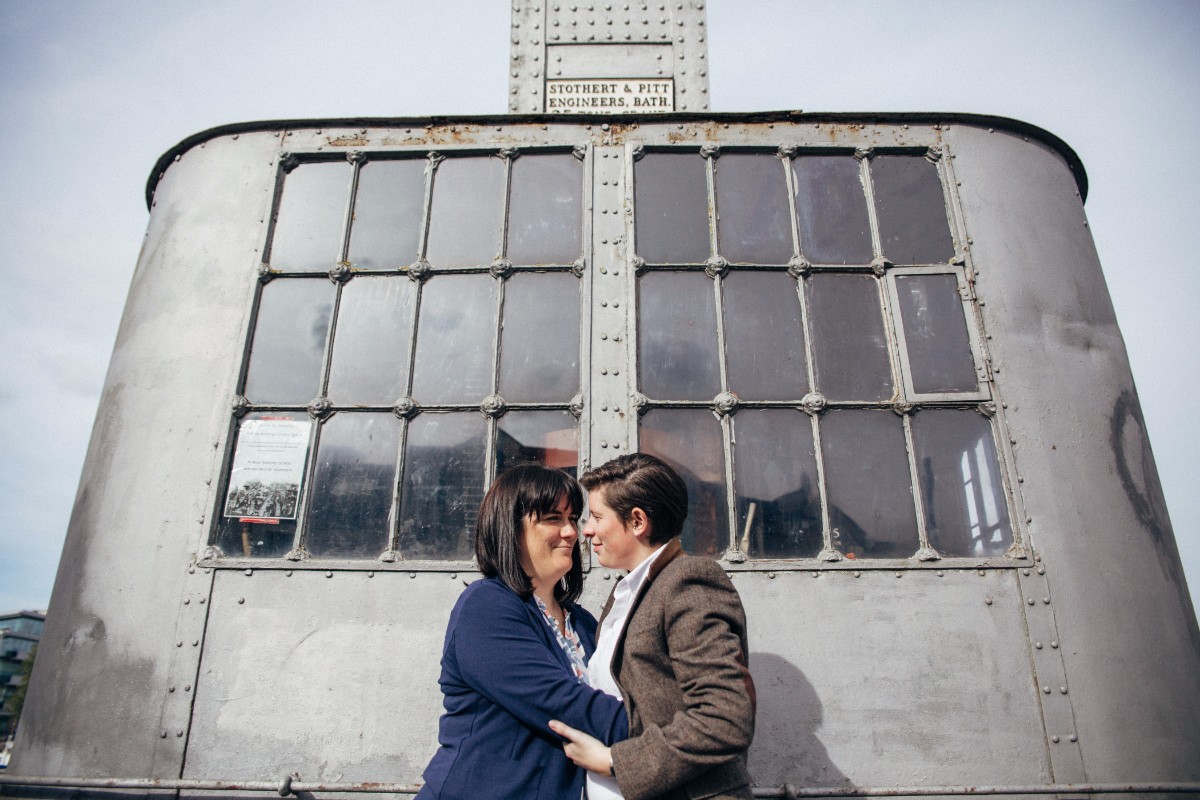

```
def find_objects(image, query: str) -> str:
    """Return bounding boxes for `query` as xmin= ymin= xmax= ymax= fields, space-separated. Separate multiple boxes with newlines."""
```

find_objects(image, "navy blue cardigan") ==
xmin=416 ymin=577 xmax=628 ymax=800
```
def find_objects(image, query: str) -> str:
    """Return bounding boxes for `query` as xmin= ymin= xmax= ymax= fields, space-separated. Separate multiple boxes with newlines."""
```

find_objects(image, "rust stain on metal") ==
xmin=327 ymin=135 xmax=368 ymax=147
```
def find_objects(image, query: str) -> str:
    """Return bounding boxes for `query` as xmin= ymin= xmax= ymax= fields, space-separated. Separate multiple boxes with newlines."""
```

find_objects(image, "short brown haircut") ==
xmin=475 ymin=465 xmax=585 ymax=605
xmin=580 ymin=453 xmax=687 ymax=545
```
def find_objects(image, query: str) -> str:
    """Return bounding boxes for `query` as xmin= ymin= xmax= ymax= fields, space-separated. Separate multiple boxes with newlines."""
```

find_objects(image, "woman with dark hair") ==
xmin=415 ymin=464 xmax=627 ymax=800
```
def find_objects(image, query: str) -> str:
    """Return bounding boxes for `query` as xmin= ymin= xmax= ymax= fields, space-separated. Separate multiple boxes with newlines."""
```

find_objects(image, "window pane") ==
xmin=270 ymin=162 xmax=351 ymax=271
xmin=871 ymin=155 xmax=954 ymax=265
xmin=634 ymin=152 xmax=710 ymax=264
xmin=733 ymin=410 xmax=822 ymax=558
xmin=715 ymin=154 xmax=792 ymax=264
xmin=639 ymin=409 xmax=728 ymax=557
xmin=214 ymin=412 xmax=309 ymax=558
xmin=793 ymin=155 xmax=873 ymax=265
xmin=496 ymin=410 xmax=579 ymax=474
xmin=425 ymin=156 xmax=506 ymax=267
xmin=895 ymin=273 xmax=978 ymax=394
xmin=348 ymin=159 xmax=426 ymax=268
xmin=498 ymin=273 xmax=579 ymax=402
xmin=723 ymin=271 xmax=807 ymax=400
xmin=411 ymin=274 xmax=497 ymax=405
xmin=305 ymin=413 xmax=401 ymax=559
xmin=244 ymin=278 xmax=335 ymax=405
xmin=327 ymin=276 xmax=417 ymax=405
xmin=820 ymin=410 xmax=918 ymax=558
xmin=507 ymin=153 xmax=582 ymax=266
xmin=397 ymin=412 xmax=487 ymax=559
xmin=807 ymin=274 xmax=893 ymax=402
xmin=912 ymin=409 xmax=1013 ymax=557
xmin=638 ymin=270 xmax=720 ymax=400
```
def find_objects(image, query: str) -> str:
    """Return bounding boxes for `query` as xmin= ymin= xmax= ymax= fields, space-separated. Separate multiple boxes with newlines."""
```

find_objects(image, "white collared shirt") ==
xmin=586 ymin=543 xmax=668 ymax=800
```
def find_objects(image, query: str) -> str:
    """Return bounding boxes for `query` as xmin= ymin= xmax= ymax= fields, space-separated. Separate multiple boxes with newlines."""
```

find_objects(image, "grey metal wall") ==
xmin=10 ymin=114 xmax=1199 ymax=795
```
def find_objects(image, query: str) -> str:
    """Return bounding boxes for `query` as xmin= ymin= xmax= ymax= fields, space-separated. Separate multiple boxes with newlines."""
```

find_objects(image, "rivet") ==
xmin=600 ymin=267 xmax=608 ymax=274
xmin=1069 ymin=734 xmax=1077 ymax=742
xmin=767 ymin=572 xmax=776 ymax=579
xmin=601 ymin=123 xmax=610 ymax=131
xmin=177 ymin=730 xmax=185 ymax=737
xmin=238 ymin=598 xmax=245 ymax=604
xmin=853 ymin=571 xmax=861 ymax=578
xmin=937 ymin=570 xmax=944 ymax=577
xmin=410 ymin=572 xmax=417 ymax=578
xmin=613 ymin=269 xmax=620 ymax=275
xmin=613 ymin=301 xmax=620 ymax=307
xmin=601 ymin=300 xmax=608 ymax=307
xmin=199 ymin=598 xmax=206 ymax=604
xmin=1027 ymin=598 xmax=1035 ymax=605
xmin=176 ymin=641 xmax=183 ymax=648
xmin=188 ymin=566 xmax=196 ymax=574
xmin=601 ymin=368 xmax=608 ymax=375
xmin=601 ymin=441 xmax=609 ymax=448
xmin=367 ymin=571 xmax=374 ymax=578
xmin=811 ymin=572 xmax=819 ymax=579
xmin=192 ymin=640 xmax=199 ymax=647
xmin=601 ymin=404 xmax=609 ymax=411
xmin=160 ymin=731 xmax=168 ymax=738
xmin=285 ymin=570 xmax=293 ymax=577
xmin=1018 ymin=476 xmax=1025 ymax=483
xmin=613 ymin=369 xmax=620 ymax=375
xmin=604 ymin=573 xmax=612 ymax=580
xmin=1042 ymin=686 xmax=1051 ymax=694
xmin=978 ymin=569 xmax=986 ymax=576
xmin=1051 ymin=641 xmax=1059 ymax=649
xmin=985 ymin=597 xmax=993 ymax=605
xmin=601 ymin=333 xmax=609 ymax=340
xmin=1022 ymin=569 xmax=1030 ymax=576
xmin=895 ymin=572 xmax=902 ymax=578
xmin=1037 ymin=565 xmax=1045 ymax=575
xmin=326 ymin=571 xmax=333 ymax=578
xmin=185 ymin=685 xmax=191 ymax=692
xmin=244 ymin=569 xmax=253 ymax=576
xmin=1051 ymin=735 xmax=1060 ymax=743
xmin=183 ymin=598 xmax=190 ymax=605
xmin=169 ymin=686 xmax=176 ymax=693
xmin=1059 ymin=686 xmax=1068 ymax=694
xmin=450 ymin=573 xmax=457 ymax=579
xmin=1043 ymin=597 xmax=1050 ymax=604
xmin=1035 ymin=642 xmax=1043 ymax=649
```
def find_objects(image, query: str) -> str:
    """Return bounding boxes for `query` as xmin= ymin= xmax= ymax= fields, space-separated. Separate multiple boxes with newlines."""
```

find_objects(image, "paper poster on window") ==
xmin=223 ymin=417 xmax=312 ymax=521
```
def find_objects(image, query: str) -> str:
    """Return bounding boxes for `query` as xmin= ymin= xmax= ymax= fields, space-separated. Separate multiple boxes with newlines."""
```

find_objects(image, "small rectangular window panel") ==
xmin=714 ymin=153 xmax=793 ymax=265
xmin=871 ymin=155 xmax=955 ymax=265
xmin=270 ymin=161 xmax=352 ymax=272
xmin=637 ymin=270 xmax=721 ymax=401
xmin=792 ymin=155 xmax=873 ymax=265
xmin=347 ymin=159 xmax=426 ymax=269
xmin=425 ymin=156 xmax=507 ymax=268
xmin=243 ymin=279 xmax=335 ymax=406
xmin=506 ymin=153 xmax=583 ymax=266
xmin=634 ymin=152 xmax=710 ymax=264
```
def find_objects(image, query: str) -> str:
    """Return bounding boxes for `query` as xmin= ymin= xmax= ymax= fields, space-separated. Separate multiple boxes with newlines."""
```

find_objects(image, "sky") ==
xmin=1 ymin=0 xmax=1197 ymax=614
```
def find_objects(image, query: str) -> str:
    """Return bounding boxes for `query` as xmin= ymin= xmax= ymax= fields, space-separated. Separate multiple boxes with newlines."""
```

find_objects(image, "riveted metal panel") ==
xmin=737 ymin=568 xmax=1050 ymax=788
xmin=511 ymin=1 xmax=709 ymax=113
xmin=184 ymin=569 xmax=462 ymax=782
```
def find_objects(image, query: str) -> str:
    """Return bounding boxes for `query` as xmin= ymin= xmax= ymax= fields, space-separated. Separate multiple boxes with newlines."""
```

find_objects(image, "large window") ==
xmin=632 ymin=147 xmax=1013 ymax=562
xmin=210 ymin=135 xmax=1018 ymax=567
xmin=215 ymin=149 xmax=585 ymax=561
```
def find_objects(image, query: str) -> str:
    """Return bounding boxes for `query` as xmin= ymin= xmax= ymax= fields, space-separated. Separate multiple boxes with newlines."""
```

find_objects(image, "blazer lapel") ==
xmin=611 ymin=538 xmax=684 ymax=677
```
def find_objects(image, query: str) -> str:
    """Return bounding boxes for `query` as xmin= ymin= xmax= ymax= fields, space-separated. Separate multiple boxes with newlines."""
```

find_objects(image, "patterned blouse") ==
xmin=534 ymin=595 xmax=591 ymax=684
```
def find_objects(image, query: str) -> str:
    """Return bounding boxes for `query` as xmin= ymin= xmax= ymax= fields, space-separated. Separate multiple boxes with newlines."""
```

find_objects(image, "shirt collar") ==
xmin=615 ymin=542 xmax=669 ymax=601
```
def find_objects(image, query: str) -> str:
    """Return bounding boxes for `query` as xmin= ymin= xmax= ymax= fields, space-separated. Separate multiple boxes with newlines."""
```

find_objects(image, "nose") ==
xmin=581 ymin=518 xmax=595 ymax=539
xmin=560 ymin=521 xmax=578 ymax=544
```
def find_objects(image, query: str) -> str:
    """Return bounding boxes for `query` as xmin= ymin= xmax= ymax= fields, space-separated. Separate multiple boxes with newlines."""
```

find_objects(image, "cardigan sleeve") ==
xmin=450 ymin=581 xmax=628 ymax=745
xmin=611 ymin=559 xmax=755 ymax=800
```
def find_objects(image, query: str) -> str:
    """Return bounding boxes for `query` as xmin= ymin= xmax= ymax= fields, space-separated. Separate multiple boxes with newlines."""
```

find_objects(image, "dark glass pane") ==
xmin=807 ymin=274 xmax=893 ymax=402
xmin=640 ymin=409 xmax=728 ymax=557
xmin=499 ymin=273 xmax=579 ymax=402
xmin=496 ymin=410 xmax=579 ymax=474
xmin=305 ymin=413 xmax=402 ymax=558
xmin=871 ymin=155 xmax=954 ymax=265
xmin=270 ymin=162 xmax=352 ymax=271
xmin=425 ymin=156 xmax=506 ymax=267
xmin=244 ymin=278 xmax=334 ymax=405
xmin=820 ymin=410 xmax=918 ymax=558
xmin=397 ymin=412 xmax=487 ymax=559
xmin=912 ymin=410 xmax=1013 ymax=557
xmin=895 ymin=273 xmax=978 ymax=394
xmin=733 ymin=410 xmax=822 ymax=558
xmin=411 ymin=274 xmax=497 ymax=405
xmin=634 ymin=152 xmax=710 ymax=264
xmin=793 ymin=155 xmax=873 ymax=265
xmin=507 ymin=154 xmax=582 ymax=266
xmin=714 ymin=154 xmax=792 ymax=264
xmin=327 ymin=276 xmax=417 ymax=405
xmin=214 ymin=412 xmax=310 ymax=558
xmin=348 ymin=159 xmax=426 ymax=268
xmin=723 ymin=271 xmax=807 ymax=400
xmin=638 ymin=270 xmax=720 ymax=400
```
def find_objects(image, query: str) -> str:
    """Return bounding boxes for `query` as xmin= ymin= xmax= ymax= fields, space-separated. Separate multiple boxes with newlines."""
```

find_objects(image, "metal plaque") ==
xmin=546 ymin=78 xmax=674 ymax=113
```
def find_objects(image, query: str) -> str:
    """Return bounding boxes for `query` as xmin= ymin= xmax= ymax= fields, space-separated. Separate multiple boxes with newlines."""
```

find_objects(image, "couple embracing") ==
xmin=415 ymin=454 xmax=756 ymax=800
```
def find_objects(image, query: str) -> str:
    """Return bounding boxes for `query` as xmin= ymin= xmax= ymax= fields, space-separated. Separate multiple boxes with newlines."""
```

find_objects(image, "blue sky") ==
xmin=1 ymin=0 xmax=1197 ymax=613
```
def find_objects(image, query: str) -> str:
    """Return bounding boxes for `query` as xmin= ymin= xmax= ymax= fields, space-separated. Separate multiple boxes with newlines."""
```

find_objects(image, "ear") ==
xmin=628 ymin=507 xmax=651 ymax=539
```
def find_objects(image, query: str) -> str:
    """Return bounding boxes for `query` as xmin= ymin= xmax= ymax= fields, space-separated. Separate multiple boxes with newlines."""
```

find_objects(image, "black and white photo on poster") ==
xmin=223 ymin=417 xmax=311 ymax=520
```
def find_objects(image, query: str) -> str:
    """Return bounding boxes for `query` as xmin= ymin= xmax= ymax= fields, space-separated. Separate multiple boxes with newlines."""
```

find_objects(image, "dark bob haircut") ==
xmin=580 ymin=453 xmax=687 ymax=545
xmin=475 ymin=465 xmax=585 ymax=606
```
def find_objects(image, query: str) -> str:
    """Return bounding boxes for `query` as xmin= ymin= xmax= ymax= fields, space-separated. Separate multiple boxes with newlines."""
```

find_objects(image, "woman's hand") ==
xmin=549 ymin=719 xmax=613 ymax=775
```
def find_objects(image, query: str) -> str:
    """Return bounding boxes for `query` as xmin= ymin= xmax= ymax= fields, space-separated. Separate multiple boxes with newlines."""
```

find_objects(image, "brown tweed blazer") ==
xmin=600 ymin=538 xmax=756 ymax=800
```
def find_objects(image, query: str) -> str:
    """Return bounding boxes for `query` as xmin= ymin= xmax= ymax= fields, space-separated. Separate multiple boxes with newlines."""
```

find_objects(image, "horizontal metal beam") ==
xmin=2 ymin=775 xmax=1199 ymax=797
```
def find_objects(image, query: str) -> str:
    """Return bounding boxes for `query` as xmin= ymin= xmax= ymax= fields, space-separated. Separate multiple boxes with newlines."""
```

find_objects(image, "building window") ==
xmin=631 ymin=146 xmax=1014 ymax=563
xmin=214 ymin=149 xmax=585 ymax=561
